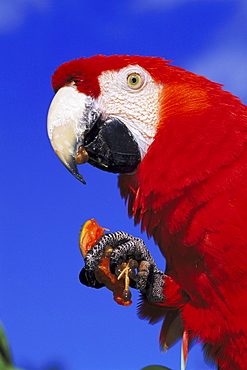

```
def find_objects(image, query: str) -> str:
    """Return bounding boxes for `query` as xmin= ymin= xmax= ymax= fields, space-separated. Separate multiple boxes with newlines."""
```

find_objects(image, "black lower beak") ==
xmin=84 ymin=117 xmax=141 ymax=173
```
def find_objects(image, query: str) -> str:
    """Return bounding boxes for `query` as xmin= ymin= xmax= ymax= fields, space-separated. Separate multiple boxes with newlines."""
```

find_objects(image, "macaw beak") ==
xmin=47 ymin=85 xmax=90 ymax=184
xmin=47 ymin=85 xmax=141 ymax=184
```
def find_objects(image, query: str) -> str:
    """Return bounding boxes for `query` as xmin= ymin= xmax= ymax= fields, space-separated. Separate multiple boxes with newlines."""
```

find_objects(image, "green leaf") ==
xmin=140 ymin=366 xmax=172 ymax=370
xmin=0 ymin=322 xmax=12 ymax=366
xmin=0 ymin=366 xmax=23 ymax=370
xmin=0 ymin=322 xmax=25 ymax=370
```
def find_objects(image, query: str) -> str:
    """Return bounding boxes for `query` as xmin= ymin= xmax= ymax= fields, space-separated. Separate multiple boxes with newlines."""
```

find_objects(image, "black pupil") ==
xmin=132 ymin=76 xmax=137 ymax=84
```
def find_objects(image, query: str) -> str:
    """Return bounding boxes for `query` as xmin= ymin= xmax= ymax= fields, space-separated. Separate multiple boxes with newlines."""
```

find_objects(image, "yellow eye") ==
xmin=127 ymin=73 xmax=143 ymax=89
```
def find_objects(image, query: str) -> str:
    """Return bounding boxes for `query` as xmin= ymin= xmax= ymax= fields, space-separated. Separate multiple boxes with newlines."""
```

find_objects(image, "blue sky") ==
xmin=1 ymin=1 xmax=247 ymax=369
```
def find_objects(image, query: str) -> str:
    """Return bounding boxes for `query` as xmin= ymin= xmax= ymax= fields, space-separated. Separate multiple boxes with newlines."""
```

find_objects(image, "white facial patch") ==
xmin=97 ymin=65 xmax=163 ymax=159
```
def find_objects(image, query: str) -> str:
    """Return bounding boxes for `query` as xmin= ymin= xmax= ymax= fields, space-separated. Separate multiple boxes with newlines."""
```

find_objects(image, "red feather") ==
xmin=118 ymin=58 xmax=247 ymax=369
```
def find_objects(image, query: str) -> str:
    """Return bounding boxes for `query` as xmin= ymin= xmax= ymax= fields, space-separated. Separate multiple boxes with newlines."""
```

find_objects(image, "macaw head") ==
xmin=47 ymin=55 xmax=173 ymax=183
xmin=47 ymin=54 xmax=244 ymax=187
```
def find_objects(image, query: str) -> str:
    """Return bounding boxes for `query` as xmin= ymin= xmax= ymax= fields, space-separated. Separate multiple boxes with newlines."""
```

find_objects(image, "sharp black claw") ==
xmin=79 ymin=267 xmax=104 ymax=289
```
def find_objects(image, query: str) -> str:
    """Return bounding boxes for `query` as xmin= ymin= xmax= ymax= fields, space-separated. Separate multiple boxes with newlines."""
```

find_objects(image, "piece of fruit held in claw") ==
xmin=79 ymin=218 xmax=138 ymax=306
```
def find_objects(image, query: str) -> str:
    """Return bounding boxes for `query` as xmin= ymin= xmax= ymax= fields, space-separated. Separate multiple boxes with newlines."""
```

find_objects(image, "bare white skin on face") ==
xmin=97 ymin=65 xmax=163 ymax=159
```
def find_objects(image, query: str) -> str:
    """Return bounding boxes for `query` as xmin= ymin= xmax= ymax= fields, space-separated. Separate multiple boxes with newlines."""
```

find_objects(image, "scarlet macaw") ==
xmin=47 ymin=55 xmax=247 ymax=370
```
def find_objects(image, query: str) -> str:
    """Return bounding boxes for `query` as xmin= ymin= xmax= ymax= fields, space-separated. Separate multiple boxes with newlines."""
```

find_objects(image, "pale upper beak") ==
xmin=47 ymin=85 xmax=89 ymax=184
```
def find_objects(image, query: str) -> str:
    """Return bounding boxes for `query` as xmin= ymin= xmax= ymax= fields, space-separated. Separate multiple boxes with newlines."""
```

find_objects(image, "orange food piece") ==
xmin=79 ymin=219 xmax=132 ymax=306
xmin=79 ymin=218 xmax=105 ymax=257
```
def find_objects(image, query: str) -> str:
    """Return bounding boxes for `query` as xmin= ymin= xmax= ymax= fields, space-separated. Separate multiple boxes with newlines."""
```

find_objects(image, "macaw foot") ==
xmin=79 ymin=231 xmax=165 ymax=303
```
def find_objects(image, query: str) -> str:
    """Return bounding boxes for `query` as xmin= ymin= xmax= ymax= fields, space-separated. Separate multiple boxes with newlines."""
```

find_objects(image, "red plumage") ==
xmin=118 ymin=58 xmax=247 ymax=369
xmin=52 ymin=55 xmax=247 ymax=369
